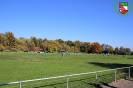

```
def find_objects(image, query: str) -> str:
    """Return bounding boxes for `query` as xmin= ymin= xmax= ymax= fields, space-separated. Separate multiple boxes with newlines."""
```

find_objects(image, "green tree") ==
xmin=30 ymin=36 xmax=39 ymax=47
xmin=38 ymin=38 xmax=43 ymax=47
xmin=114 ymin=47 xmax=119 ymax=54
xmin=125 ymin=48 xmax=131 ymax=54
xmin=107 ymin=46 xmax=114 ymax=53
xmin=56 ymin=39 xmax=64 ymax=44
xmin=119 ymin=46 xmax=127 ymax=55
xmin=80 ymin=42 xmax=88 ymax=52
xmin=66 ymin=40 xmax=74 ymax=47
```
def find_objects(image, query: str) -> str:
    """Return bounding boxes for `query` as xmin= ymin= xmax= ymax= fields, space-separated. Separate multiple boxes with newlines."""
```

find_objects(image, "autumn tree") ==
xmin=0 ymin=31 xmax=132 ymax=54
xmin=90 ymin=42 xmax=101 ymax=53
xmin=47 ymin=40 xmax=62 ymax=53
xmin=6 ymin=32 xmax=16 ymax=51
xmin=74 ymin=40 xmax=81 ymax=49
xmin=53 ymin=40 xmax=62 ymax=52
xmin=0 ymin=44 xmax=5 ymax=51
xmin=26 ymin=39 xmax=35 ymax=51
xmin=70 ymin=46 xmax=75 ymax=52
xmin=42 ymin=40 xmax=48 ymax=51
xmin=16 ymin=38 xmax=24 ymax=51
xmin=62 ymin=43 xmax=70 ymax=52
xmin=0 ymin=33 xmax=7 ymax=50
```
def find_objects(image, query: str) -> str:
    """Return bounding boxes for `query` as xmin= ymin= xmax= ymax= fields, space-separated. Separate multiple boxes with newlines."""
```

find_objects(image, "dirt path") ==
xmin=102 ymin=78 xmax=133 ymax=88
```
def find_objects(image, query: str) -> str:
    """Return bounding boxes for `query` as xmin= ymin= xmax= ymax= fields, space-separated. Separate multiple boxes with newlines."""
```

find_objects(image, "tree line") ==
xmin=0 ymin=32 xmax=132 ymax=55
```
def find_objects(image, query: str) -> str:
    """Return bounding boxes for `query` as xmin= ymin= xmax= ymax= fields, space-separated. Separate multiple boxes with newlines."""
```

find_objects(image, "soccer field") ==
xmin=0 ymin=52 xmax=133 ymax=88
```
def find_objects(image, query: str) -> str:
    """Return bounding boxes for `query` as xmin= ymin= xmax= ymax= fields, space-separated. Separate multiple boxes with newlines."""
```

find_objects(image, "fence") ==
xmin=1 ymin=66 xmax=133 ymax=88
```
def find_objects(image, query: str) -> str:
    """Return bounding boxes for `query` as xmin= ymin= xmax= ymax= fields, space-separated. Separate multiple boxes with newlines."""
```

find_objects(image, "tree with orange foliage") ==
xmin=90 ymin=42 xmax=102 ymax=53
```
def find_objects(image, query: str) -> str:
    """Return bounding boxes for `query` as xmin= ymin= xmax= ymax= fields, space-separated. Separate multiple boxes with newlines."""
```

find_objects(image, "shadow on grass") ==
xmin=88 ymin=62 xmax=133 ymax=69
xmin=0 ymin=83 xmax=8 ymax=86
xmin=88 ymin=62 xmax=133 ymax=77
xmin=127 ymin=57 xmax=133 ymax=59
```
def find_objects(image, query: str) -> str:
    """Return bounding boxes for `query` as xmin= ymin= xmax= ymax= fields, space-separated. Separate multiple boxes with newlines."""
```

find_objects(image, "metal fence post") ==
xmin=115 ymin=69 xmax=116 ymax=82
xmin=129 ymin=67 xmax=130 ymax=79
xmin=96 ymin=72 xmax=98 ymax=85
xmin=66 ymin=76 xmax=69 ymax=88
xmin=19 ymin=81 xmax=22 ymax=88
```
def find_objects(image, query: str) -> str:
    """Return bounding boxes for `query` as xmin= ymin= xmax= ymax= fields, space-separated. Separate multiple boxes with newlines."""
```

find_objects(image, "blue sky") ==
xmin=0 ymin=0 xmax=133 ymax=50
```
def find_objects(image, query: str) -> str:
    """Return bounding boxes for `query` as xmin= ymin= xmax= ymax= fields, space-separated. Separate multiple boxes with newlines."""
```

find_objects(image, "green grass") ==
xmin=0 ymin=52 xmax=133 ymax=88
